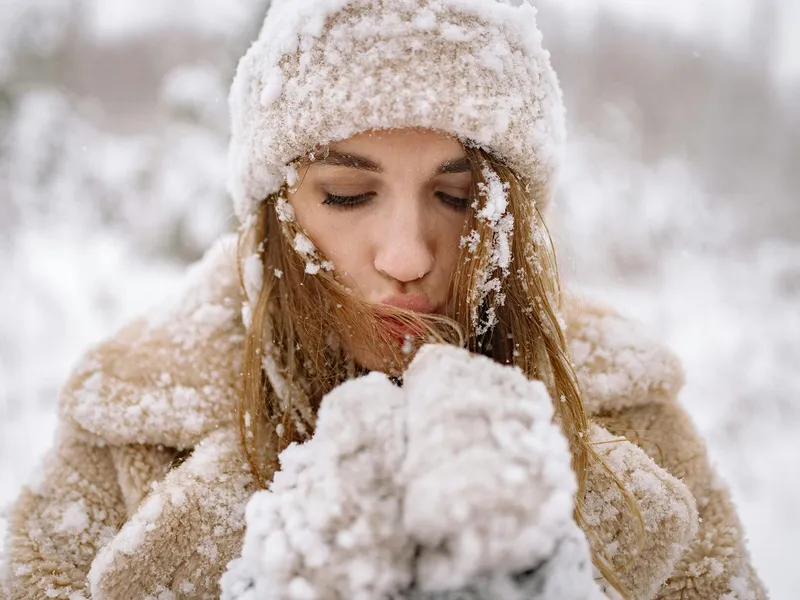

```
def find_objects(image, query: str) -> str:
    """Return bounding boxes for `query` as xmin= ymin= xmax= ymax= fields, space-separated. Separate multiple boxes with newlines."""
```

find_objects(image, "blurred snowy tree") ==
xmin=1 ymin=0 xmax=271 ymax=259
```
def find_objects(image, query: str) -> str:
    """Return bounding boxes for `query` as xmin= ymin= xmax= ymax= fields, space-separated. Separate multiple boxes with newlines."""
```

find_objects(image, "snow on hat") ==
xmin=227 ymin=0 xmax=566 ymax=221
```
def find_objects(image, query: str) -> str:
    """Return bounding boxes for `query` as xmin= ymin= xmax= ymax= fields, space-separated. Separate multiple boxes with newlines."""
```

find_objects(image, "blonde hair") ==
xmin=237 ymin=144 xmax=638 ymax=596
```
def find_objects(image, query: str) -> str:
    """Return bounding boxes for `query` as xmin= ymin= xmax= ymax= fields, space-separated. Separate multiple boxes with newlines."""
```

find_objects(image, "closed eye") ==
xmin=436 ymin=191 xmax=469 ymax=211
xmin=321 ymin=191 xmax=469 ymax=211
xmin=322 ymin=192 xmax=374 ymax=209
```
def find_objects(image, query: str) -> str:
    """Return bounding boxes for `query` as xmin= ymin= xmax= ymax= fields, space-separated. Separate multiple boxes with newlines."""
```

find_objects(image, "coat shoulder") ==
xmin=564 ymin=295 xmax=685 ymax=416
xmin=58 ymin=234 xmax=246 ymax=449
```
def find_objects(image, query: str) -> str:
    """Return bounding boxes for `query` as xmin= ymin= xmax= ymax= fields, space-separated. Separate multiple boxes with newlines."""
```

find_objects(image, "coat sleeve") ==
xmin=597 ymin=398 xmax=768 ymax=599
xmin=583 ymin=424 xmax=699 ymax=600
xmin=1 ymin=424 xmax=127 ymax=600
xmin=88 ymin=427 xmax=255 ymax=600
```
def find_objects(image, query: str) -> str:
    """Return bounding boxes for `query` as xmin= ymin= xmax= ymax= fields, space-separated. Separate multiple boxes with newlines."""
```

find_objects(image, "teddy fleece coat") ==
xmin=1 ymin=235 xmax=766 ymax=600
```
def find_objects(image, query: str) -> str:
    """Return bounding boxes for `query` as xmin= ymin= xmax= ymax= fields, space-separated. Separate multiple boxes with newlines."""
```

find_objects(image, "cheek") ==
xmin=434 ymin=214 xmax=467 ymax=276
xmin=318 ymin=231 xmax=370 ymax=285
xmin=290 ymin=201 xmax=372 ymax=289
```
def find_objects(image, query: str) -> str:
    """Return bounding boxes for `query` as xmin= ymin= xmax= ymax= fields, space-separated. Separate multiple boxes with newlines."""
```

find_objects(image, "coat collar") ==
xmin=59 ymin=234 xmax=684 ymax=448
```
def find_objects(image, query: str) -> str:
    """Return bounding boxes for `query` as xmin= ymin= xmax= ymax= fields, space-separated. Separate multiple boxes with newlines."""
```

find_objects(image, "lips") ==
xmin=379 ymin=293 xmax=436 ymax=314
xmin=376 ymin=293 xmax=436 ymax=344
xmin=379 ymin=317 xmax=419 ymax=344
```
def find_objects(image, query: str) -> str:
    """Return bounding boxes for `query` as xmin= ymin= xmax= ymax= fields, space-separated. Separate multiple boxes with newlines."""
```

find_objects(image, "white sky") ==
xmin=554 ymin=0 xmax=799 ymax=84
xmin=774 ymin=3 xmax=800 ymax=84
xmin=556 ymin=0 xmax=753 ymax=42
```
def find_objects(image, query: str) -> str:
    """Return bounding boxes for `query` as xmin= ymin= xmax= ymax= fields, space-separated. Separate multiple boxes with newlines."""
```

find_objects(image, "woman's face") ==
xmin=288 ymin=128 xmax=471 ymax=368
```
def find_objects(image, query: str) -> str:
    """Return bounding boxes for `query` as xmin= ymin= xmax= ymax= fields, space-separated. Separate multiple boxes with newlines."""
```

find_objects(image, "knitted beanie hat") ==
xmin=228 ymin=0 xmax=566 ymax=221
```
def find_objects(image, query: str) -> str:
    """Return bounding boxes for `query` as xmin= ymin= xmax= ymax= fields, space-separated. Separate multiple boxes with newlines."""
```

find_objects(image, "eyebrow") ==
xmin=437 ymin=157 xmax=471 ymax=175
xmin=309 ymin=150 xmax=471 ymax=176
xmin=311 ymin=149 xmax=382 ymax=172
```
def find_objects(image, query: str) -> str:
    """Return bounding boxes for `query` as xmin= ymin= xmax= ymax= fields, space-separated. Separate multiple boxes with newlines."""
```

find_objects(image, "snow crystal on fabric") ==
xmin=582 ymin=424 xmax=699 ymax=599
xmin=88 ymin=494 xmax=164 ymax=590
xmin=88 ymin=429 xmax=253 ymax=599
xmin=566 ymin=301 xmax=685 ymax=414
xmin=227 ymin=0 xmax=565 ymax=221
xmin=61 ymin=234 xmax=245 ymax=448
xmin=721 ymin=569 xmax=758 ymax=600
xmin=56 ymin=500 xmax=90 ymax=535
xmin=222 ymin=345 xmax=601 ymax=599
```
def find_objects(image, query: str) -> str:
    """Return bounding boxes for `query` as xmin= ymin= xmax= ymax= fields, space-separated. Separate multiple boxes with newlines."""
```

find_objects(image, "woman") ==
xmin=1 ymin=1 xmax=766 ymax=599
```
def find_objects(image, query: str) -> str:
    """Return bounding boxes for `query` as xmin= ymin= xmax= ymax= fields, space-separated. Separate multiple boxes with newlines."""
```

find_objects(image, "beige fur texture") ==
xmin=1 ymin=236 xmax=767 ymax=599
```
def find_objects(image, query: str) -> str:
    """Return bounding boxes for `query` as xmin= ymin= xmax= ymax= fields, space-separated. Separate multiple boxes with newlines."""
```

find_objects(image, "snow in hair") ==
xmin=470 ymin=165 xmax=514 ymax=334
xmin=227 ymin=0 xmax=566 ymax=222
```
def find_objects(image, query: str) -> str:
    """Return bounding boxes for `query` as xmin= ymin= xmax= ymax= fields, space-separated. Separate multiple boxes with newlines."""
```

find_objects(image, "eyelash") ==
xmin=322 ymin=192 xmax=469 ymax=211
xmin=322 ymin=193 xmax=373 ymax=209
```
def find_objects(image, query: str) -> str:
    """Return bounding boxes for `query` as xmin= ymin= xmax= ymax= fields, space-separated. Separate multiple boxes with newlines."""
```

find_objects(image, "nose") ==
xmin=374 ymin=203 xmax=435 ymax=285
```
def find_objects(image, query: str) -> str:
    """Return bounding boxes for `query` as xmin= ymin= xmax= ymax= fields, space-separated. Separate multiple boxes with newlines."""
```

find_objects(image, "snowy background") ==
xmin=1 ymin=0 xmax=797 ymax=597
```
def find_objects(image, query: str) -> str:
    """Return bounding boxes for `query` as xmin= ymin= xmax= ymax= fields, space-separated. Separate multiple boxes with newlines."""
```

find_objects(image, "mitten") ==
xmin=400 ymin=345 xmax=602 ymax=600
xmin=221 ymin=373 xmax=414 ymax=600
xmin=223 ymin=345 xmax=604 ymax=600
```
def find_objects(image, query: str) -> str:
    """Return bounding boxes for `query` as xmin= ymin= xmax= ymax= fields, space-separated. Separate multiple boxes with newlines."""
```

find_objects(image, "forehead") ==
xmin=310 ymin=128 xmax=469 ymax=174
xmin=338 ymin=127 xmax=463 ymax=156
xmin=335 ymin=127 xmax=461 ymax=149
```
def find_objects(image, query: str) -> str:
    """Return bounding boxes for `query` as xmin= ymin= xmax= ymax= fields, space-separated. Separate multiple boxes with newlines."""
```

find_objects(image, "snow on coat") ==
xmin=0 ymin=236 xmax=767 ymax=600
